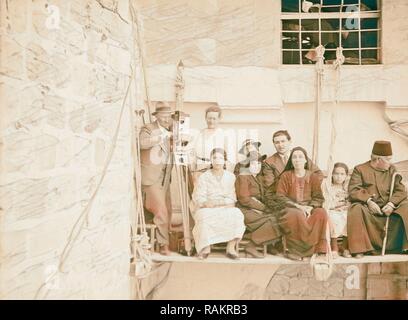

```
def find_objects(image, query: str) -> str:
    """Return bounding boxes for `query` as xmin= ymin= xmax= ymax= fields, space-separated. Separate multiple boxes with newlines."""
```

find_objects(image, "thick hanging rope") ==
xmin=311 ymin=47 xmax=345 ymax=282
xmin=130 ymin=1 xmax=152 ymax=123
xmin=128 ymin=1 xmax=156 ymax=301
xmin=324 ymin=47 xmax=345 ymax=191
xmin=132 ymin=108 xmax=153 ymax=281
xmin=312 ymin=45 xmax=325 ymax=165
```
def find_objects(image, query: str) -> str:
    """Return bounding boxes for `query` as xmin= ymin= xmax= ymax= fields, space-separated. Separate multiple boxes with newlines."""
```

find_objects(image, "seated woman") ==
xmin=276 ymin=147 xmax=329 ymax=261
xmin=322 ymin=162 xmax=351 ymax=258
xmin=235 ymin=151 xmax=282 ymax=258
xmin=192 ymin=148 xmax=246 ymax=260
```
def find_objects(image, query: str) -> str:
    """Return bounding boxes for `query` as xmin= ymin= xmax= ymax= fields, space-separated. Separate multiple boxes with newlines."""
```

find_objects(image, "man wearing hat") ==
xmin=139 ymin=101 xmax=174 ymax=255
xmin=233 ymin=139 xmax=262 ymax=176
xmin=347 ymin=140 xmax=408 ymax=258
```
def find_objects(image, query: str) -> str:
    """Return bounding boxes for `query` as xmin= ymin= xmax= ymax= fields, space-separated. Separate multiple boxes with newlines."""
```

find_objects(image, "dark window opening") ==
xmin=281 ymin=0 xmax=381 ymax=65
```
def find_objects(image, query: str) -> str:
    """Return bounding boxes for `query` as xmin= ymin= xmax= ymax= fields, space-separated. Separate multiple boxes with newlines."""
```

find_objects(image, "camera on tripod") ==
xmin=171 ymin=110 xmax=191 ymax=166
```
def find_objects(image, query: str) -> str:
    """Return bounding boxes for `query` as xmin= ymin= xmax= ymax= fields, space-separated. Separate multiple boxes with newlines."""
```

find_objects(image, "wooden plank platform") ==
xmin=151 ymin=252 xmax=408 ymax=265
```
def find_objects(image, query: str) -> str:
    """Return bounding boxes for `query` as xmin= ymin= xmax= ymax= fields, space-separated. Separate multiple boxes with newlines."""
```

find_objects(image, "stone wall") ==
xmin=141 ymin=261 xmax=408 ymax=300
xmin=0 ymin=0 xmax=138 ymax=299
xmin=382 ymin=0 xmax=408 ymax=65
xmin=137 ymin=0 xmax=280 ymax=67
xmin=267 ymin=262 xmax=408 ymax=300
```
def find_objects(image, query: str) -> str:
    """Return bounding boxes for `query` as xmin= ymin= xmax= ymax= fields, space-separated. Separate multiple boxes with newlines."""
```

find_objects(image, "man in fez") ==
xmin=139 ymin=101 xmax=174 ymax=256
xmin=348 ymin=141 xmax=408 ymax=258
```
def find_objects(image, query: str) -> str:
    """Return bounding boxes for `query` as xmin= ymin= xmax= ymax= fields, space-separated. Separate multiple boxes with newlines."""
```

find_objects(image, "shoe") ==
xmin=226 ymin=252 xmax=240 ymax=260
xmin=366 ymin=250 xmax=382 ymax=256
xmin=267 ymin=245 xmax=281 ymax=256
xmin=245 ymin=245 xmax=264 ymax=259
xmin=342 ymin=249 xmax=352 ymax=258
xmin=332 ymin=251 xmax=339 ymax=259
xmin=354 ymin=253 xmax=364 ymax=259
xmin=159 ymin=245 xmax=171 ymax=256
xmin=284 ymin=251 xmax=303 ymax=261
xmin=197 ymin=253 xmax=209 ymax=260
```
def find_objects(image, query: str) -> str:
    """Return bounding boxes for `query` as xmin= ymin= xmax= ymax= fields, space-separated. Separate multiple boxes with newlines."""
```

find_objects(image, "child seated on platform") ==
xmin=322 ymin=162 xmax=351 ymax=258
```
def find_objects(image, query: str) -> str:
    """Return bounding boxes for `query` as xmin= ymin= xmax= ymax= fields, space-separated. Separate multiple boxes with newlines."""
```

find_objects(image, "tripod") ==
xmin=171 ymin=111 xmax=193 ymax=256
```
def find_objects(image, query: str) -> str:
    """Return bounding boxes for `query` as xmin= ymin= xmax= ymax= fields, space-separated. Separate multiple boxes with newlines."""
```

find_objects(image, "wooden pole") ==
xmin=173 ymin=60 xmax=192 ymax=256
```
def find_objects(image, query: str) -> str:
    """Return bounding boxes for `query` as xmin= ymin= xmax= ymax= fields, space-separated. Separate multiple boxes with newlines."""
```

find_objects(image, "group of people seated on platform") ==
xmin=139 ymin=102 xmax=408 ymax=261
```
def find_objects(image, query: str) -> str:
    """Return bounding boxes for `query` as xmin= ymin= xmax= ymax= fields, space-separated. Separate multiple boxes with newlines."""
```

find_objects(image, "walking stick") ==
xmin=381 ymin=172 xmax=400 ymax=256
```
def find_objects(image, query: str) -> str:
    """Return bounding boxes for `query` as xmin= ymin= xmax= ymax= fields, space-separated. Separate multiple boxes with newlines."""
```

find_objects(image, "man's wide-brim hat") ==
xmin=152 ymin=101 xmax=172 ymax=115
xmin=239 ymin=151 xmax=267 ymax=167
xmin=238 ymin=139 xmax=262 ymax=155
xmin=372 ymin=140 xmax=393 ymax=156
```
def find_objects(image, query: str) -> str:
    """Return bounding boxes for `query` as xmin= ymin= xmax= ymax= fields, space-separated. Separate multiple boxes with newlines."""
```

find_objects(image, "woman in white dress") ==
xmin=192 ymin=148 xmax=246 ymax=260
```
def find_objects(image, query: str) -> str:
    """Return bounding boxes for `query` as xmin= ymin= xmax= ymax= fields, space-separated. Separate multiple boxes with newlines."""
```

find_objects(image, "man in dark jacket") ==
xmin=347 ymin=140 xmax=408 ymax=258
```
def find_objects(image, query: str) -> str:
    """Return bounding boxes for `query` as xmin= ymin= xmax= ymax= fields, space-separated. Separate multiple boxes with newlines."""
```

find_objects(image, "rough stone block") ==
xmin=307 ymin=280 xmax=327 ymax=297
xmin=325 ymin=279 xmax=344 ymax=298
xmin=288 ymin=278 xmax=309 ymax=296
xmin=368 ymin=263 xmax=381 ymax=275
xmin=4 ymin=0 xmax=29 ymax=33
xmin=381 ymin=262 xmax=407 ymax=275
xmin=276 ymin=264 xmax=301 ymax=277
xmin=266 ymin=275 xmax=290 ymax=295
xmin=0 ymin=36 xmax=24 ymax=78
xmin=367 ymin=277 xmax=393 ymax=299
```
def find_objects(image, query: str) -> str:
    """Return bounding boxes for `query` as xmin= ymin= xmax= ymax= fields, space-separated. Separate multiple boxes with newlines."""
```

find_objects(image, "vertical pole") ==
xmin=130 ymin=2 xmax=152 ymax=123
xmin=312 ymin=45 xmax=325 ymax=166
xmin=174 ymin=61 xmax=192 ymax=256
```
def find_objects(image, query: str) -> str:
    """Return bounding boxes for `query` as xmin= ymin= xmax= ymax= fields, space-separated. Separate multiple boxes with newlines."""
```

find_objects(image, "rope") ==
xmin=310 ymin=220 xmax=333 ymax=282
xmin=312 ymin=45 xmax=325 ymax=165
xmin=128 ymin=1 xmax=155 ymax=299
xmin=130 ymin=1 xmax=152 ymax=123
xmin=311 ymin=47 xmax=345 ymax=282
xmin=383 ymin=111 xmax=408 ymax=141
xmin=325 ymin=47 xmax=344 ymax=189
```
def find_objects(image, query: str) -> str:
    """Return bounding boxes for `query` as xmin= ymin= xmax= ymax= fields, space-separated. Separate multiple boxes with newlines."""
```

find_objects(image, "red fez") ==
xmin=372 ymin=140 xmax=392 ymax=156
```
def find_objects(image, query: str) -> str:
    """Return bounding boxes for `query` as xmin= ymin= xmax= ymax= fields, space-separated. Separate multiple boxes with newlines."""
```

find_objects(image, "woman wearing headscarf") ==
xmin=276 ymin=147 xmax=329 ymax=261
xmin=235 ymin=151 xmax=283 ymax=258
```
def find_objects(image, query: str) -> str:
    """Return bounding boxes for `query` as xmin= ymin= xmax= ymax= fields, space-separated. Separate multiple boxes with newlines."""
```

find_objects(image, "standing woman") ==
xmin=276 ymin=147 xmax=329 ymax=261
xmin=190 ymin=106 xmax=234 ymax=184
xmin=235 ymin=151 xmax=282 ymax=258
xmin=192 ymin=148 xmax=246 ymax=260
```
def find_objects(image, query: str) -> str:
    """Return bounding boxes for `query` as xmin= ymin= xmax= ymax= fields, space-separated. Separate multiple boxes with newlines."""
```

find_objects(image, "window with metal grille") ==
xmin=281 ymin=0 xmax=381 ymax=65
